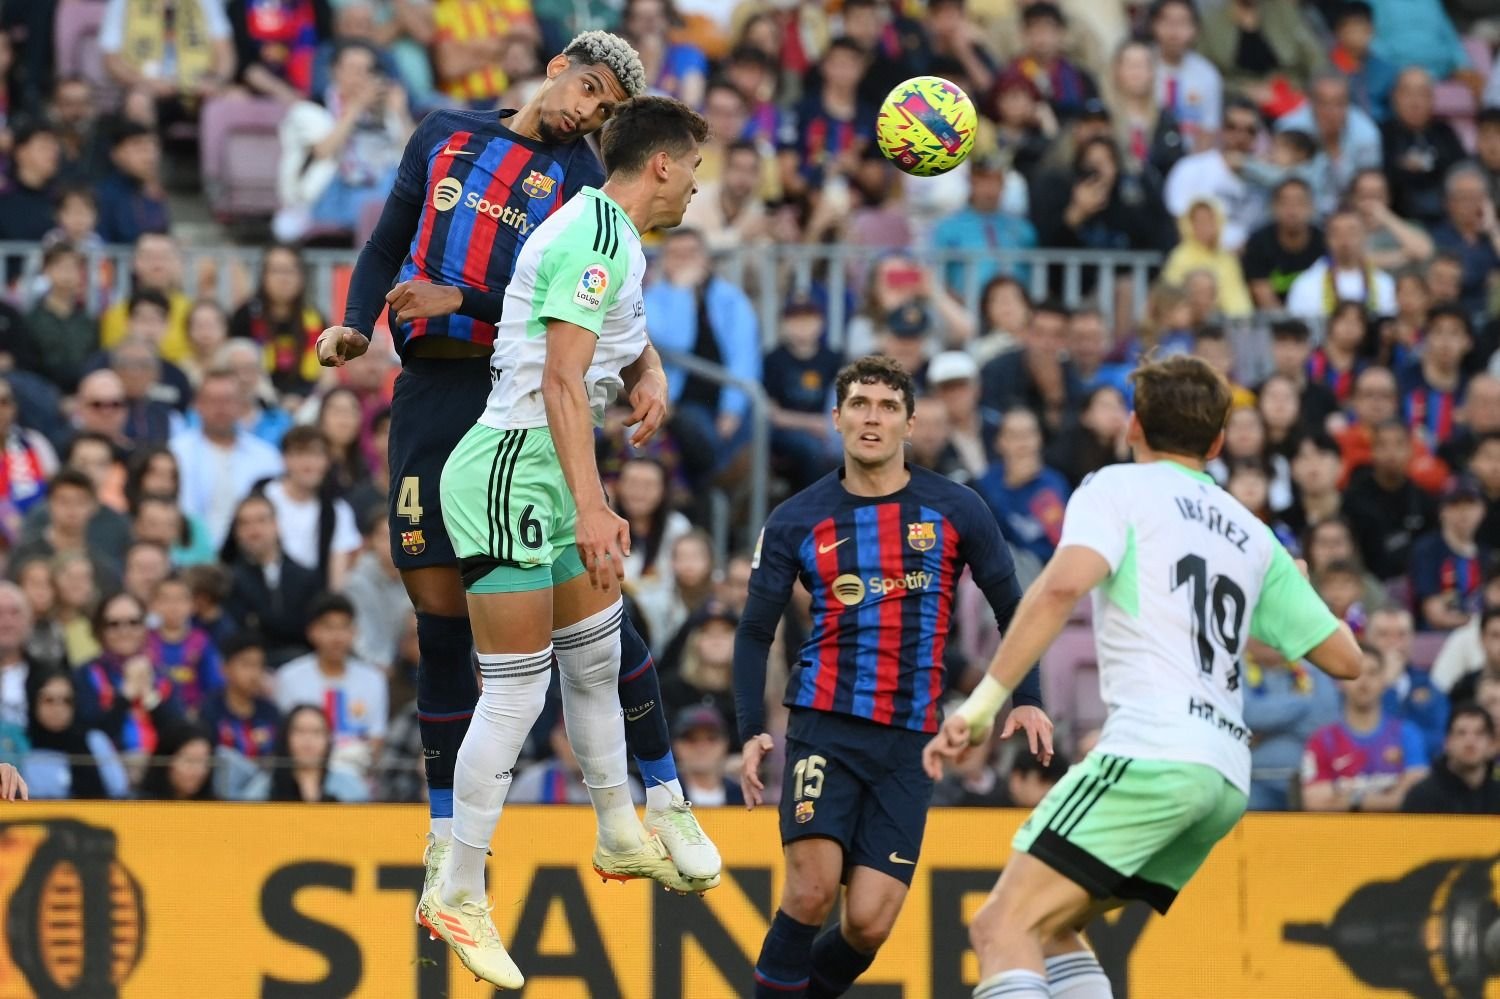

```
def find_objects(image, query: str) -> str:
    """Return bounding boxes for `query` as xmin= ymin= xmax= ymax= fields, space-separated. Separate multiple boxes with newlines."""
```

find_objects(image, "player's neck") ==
xmin=842 ymin=457 xmax=910 ymax=497
xmin=599 ymin=179 xmax=653 ymax=235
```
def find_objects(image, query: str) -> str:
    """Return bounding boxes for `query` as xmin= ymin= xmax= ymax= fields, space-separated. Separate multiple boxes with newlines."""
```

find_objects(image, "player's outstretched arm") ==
xmin=923 ymin=545 xmax=1109 ymax=779
xmin=543 ymin=318 xmax=630 ymax=589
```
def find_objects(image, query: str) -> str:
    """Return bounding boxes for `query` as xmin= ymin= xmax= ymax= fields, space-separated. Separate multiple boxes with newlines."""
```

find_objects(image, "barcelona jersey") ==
xmin=387 ymin=108 xmax=604 ymax=351
xmin=747 ymin=465 xmax=1025 ymax=734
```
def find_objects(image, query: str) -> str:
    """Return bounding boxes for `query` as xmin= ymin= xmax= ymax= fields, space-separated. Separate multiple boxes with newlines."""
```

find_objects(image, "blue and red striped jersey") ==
xmin=1397 ymin=360 xmax=1468 ymax=449
xmin=386 ymin=108 xmax=604 ymax=351
xmin=746 ymin=465 xmax=1025 ymax=734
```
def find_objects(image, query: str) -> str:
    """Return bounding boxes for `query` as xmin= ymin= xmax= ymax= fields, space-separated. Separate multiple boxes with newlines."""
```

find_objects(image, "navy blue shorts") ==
xmin=387 ymin=354 xmax=493 ymax=571
xmin=778 ymin=708 xmax=935 ymax=886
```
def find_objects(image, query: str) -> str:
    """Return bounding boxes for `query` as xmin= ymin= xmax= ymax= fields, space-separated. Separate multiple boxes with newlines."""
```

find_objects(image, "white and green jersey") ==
xmin=479 ymin=187 xmax=648 ymax=430
xmin=1057 ymin=461 xmax=1338 ymax=793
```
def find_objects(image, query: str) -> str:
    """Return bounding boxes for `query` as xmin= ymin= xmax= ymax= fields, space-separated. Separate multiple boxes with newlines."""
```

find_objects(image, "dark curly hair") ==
xmin=834 ymin=355 xmax=916 ymax=418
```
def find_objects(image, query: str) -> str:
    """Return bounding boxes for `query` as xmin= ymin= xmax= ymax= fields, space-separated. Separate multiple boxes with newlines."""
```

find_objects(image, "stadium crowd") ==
xmin=0 ymin=0 xmax=1494 ymax=816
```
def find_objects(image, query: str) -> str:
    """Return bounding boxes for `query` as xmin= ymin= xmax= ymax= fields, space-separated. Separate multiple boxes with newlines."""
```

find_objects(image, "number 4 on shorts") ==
xmin=398 ymin=476 xmax=423 ymax=523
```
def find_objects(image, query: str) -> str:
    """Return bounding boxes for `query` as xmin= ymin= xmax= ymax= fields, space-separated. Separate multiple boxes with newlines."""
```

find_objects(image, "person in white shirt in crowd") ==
xmin=681 ymin=138 xmax=768 ymax=253
xmin=1276 ymin=73 xmax=1383 ymax=217
xmin=342 ymin=507 xmax=410 ymax=675
xmin=1285 ymin=206 xmax=1397 ymax=318
xmin=274 ymin=593 xmax=388 ymax=785
xmin=170 ymin=369 xmax=284 ymax=549
xmin=260 ymin=426 xmax=362 ymax=592
xmin=1164 ymin=96 xmax=1266 ymax=251
xmin=1149 ymin=0 xmax=1223 ymax=151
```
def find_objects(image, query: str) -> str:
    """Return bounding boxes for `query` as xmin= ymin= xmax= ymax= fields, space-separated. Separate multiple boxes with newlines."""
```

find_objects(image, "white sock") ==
xmin=974 ymin=970 xmax=1050 ymax=999
xmin=645 ymin=777 xmax=686 ymax=811
xmin=1045 ymin=951 xmax=1112 ymax=998
xmin=554 ymin=601 xmax=637 ymax=850
xmin=441 ymin=646 xmax=553 ymax=905
xmin=430 ymin=817 xmax=452 ymax=841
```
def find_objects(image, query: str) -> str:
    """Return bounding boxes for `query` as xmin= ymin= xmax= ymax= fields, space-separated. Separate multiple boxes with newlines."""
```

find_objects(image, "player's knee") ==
xmin=780 ymin=878 xmax=838 ymax=925
xmin=405 ymin=569 xmax=469 ymax=618
xmin=842 ymin=915 xmax=893 ymax=954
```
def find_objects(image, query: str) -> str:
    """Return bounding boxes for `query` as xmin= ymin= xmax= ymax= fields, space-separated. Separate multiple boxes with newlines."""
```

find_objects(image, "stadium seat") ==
xmin=1039 ymin=625 xmax=1106 ymax=737
xmin=199 ymin=96 xmax=288 ymax=222
xmin=1435 ymin=37 xmax=1496 ymax=151
xmin=54 ymin=0 xmax=119 ymax=109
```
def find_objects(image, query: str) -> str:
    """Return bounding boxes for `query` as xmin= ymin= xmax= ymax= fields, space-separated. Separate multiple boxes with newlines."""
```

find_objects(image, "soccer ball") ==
xmin=875 ymin=76 xmax=978 ymax=177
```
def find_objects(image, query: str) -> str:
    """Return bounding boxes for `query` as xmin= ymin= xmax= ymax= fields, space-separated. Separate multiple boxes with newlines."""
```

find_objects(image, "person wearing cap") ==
xmin=930 ymin=151 xmax=1037 ymax=295
xmin=670 ymin=704 xmax=743 ymax=807
xmin=1011 ymin=2 xmax=1100 ymax=122
xmin=0 ymin=121 xmax=62 ymax=243
xmin=94 ymin=121 xmax=170 ymax=246
xmin=1410 ymin=474 xmax=1491 ymax=631
xmin=763 ymin=294 xmax=841 ymax=491
xmin=928 ymin=350 xmax=1000 ymax=481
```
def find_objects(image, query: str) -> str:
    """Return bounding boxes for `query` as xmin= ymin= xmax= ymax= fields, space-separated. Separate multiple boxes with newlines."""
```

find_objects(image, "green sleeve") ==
xmin=535 ymin=238 xmax=624 ymax=337
xmin=1250 ymin=541 xmax=1339 ymax=662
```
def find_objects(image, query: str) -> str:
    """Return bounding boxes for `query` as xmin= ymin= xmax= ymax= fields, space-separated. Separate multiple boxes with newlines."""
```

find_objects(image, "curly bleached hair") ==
xmin=563 ymin=31 xmax=647 ymax=98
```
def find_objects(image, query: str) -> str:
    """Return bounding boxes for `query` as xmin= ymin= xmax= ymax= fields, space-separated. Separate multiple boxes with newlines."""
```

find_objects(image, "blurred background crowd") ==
xmin=0 ymin=0 xmax=1494 ymax=816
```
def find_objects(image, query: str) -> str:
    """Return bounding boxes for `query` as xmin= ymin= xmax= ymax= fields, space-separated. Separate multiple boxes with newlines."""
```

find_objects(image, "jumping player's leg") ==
xmin=616 ymin=615 xmax=683 ymax=808
xmin=754 ymin=837 xmax=843 ymax=999
xmin=404 ymin=568 xmax=474 ymax=843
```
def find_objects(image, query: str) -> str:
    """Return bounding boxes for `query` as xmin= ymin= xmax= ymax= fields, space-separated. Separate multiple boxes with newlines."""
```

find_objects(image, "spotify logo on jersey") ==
xmin=832 ymin=574 xmax=867 ymax=606
xmin=432 ymin=177 xmax=464 ymax=212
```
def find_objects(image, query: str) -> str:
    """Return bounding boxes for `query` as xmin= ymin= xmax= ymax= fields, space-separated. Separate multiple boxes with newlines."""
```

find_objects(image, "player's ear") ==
xmin=654 ymin=149 xmax=673 ymax=181
xmin=545 ymin=54 xmax=570 ymax=80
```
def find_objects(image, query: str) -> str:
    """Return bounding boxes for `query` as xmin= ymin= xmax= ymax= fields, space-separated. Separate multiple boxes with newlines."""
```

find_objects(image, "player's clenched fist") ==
xmin=386 ymin=280 xmax=463 ymax=324
xmin=922 ymin=715 xmax=972 ymax=780
xmin=739 ymin=733 xmax=774 ymax=809
xmin=316 ymin=326 xmax=371 ymax=367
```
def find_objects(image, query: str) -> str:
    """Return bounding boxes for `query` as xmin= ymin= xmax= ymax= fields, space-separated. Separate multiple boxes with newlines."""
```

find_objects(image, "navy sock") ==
xmin=617 ymin=613 xmax=673 ymax=773
xmin=754 ymin=910 xmax=819 ymax=998
xmin=415 ymin=612 xmax=478 ymax=817
xmin=807 ymin=929 xmax=875 ymax=998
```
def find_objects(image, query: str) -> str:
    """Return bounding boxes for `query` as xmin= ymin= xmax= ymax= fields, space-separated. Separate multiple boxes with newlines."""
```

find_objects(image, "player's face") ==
xmin=835 ymin=382 xmax=913 ymax=468
xmin=661 ymin=147 xmax=704 ymax=227
xmin=536 ymin=59 xmax=629 ymax=143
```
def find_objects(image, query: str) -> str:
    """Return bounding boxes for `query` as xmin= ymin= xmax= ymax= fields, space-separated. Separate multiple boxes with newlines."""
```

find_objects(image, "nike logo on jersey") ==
xmin=888 ymin=852 xmax=915 ymax=865
xmin=443 ymin=145 xmax=473 ymax=156
xmin=818 ymin=538 xmax=849 ymax=554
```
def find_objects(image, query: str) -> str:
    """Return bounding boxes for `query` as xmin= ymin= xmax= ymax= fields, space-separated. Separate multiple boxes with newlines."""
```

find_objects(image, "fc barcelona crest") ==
xmin=522 ymin=170 xmax=556 ymax=199
xmin=401 ymin=530 xmax=426 ymax=556
xmin=794 ymin=800 xmax=815 ymax=824
xmin=906 ymin=521 xmax=936 ymax=552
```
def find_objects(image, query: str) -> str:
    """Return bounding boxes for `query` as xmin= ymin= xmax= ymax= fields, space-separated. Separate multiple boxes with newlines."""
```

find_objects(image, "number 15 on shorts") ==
xmin=792 ymin=755 xmax=825 ymax=824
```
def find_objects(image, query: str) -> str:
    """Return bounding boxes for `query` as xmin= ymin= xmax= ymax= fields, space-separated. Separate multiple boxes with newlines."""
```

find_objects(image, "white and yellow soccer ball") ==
xmin=875 ymin=76 xmax=978 ymax=177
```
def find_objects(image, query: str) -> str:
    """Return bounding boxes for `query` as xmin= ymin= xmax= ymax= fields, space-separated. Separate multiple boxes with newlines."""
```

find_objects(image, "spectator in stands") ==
xmin=614 ymin=457 xmax=691 ymax=589
xmin=221 ymin=494 xmax=318 ymax=666
xmin=259 ymin=426 xmax=360 ymax=591
xmin=94 ymin=122 xmax=169 ymax=246
xmin=0 ymin=584 xmax=31 ymax=729
xmin=970 ymin=276 xmax=1031 ymax=367
xmin=1149 ymin=0 xmax=1222 ymax=151
xmin=1344 ymin=420 xmax=1436 ymax=581
xmin=100 ymin=234 xmax=191 ymax=364
xmin=1448 ymin=604 xmax=1500 ymax=706
xmin=182 ymin=301 xmax=229 ymax=390
xmin=138 ymin=723 xmax=217 ymax=801
xmin=683 ymin=138 xmax=767 ymax=252
xmin=780 ymin=37 xmax=872 ymax=198
xmin=1199 ymin=0 xmax=1325 ymax=109
xmin=621 ymin=0 xmax=708 ymax=107
xmin=669 ymin=704 xmax=742 ymax=807
xmin=847 ymin=254 xmax=975 ymax=359
xmin=109 ymin=336 xmax=185 ymax=446
xmin=660 ymin=599 xmax=738 ymax=734
xmin=988 ymin=68 xmax=1054 ymax=186
xmin=1010 ymin=3 xmax=1097 ymax=123
xmin=635 ymin=528 xmax=714 ymax=656
xmin=715 ymin=552 xmax=752 ymax=617
xmin=1366 ymin=0 xmax=1477 ymax=86
xmin=1045 ymin=384 xmax=1130 ymax=488
xmin=212 ymin=340 xmax=294 ymax=447
xmin=0 ymin=121 xmax=61 ymax=242
xmin=24 ymin=244 xmax=96 ymax=394
xmin=258 ymin=703 xmax=369 ymax=802
xmin=122 ymin=541 xmax=170 ymax=608
xmin=1033 ymin=130 xmax=1175 ymax=259
xmin=20 ymin=667 xmax=127 ymax=800
xmin=1243 ymin=179 xmax=1325 ymax=311
xmin=315 ymin=387 xmax=372 ymax=505
xmin=1401 ymin=704 xmax=1500 ymax=814
xmin=1302 ymin=644 xmax=1429 ymax=811
xmin=430 ymin=0 xmax=537 ymax=107
xmin=343 ymin=509 xmax=406 ymax=673
xmin=312 ymin=1 xmax=438 ymax=110
xmin=0 ymin=378 xmax=57 ymax=529
xmin=275 ymin=593 xmax=386 ymax=782
xmin=1164 ymin=96 xmax=1265 ymax=251
xmin=646 ymin=228 xmax=760 ymax=489
xmin=1163 ymin=196 xmax=1253 ymax=317
xmin=1448 ymin=379 xmax=1500 ymax=473
xmin=1366 ymin=605 xmax=1446 ymax=762
xmin=146 ymin=574 xmax=221 ymax=718
xmin=1307 ymin=301 xmax=1371 ymax=408
xmin=761 ymin=295 xmax=840 ymax=492
xmin=49 ymin=77 xmax=98 ymax=185
xmin=75 ymin=592 xmax=180 ymax=757
xmin=125 ymin=446 xmax=216 ymax=565
xmin=930 ymin=151 xmax=1037 ymax=293
xmin=227 ymin=0 xmax=334 ymax=102
xmin=1283 ymin=432 xmax=1346 ymax=539
xmin=1470 ymin=434 xmax=1500 ymax=551
xmin=185 ymin=563 xmax=236 ymax=650
xmin=230 ymin=245 xmax=326 ymax=399
xmin=1349 ymin=168 xmax=1436 ymax=275
xmin=1430 ymin=165 xmax=1500 ymax=325
xmin=976 ymin=408 xmax=1071 ymax=564
xmin=722 ymin=44 xmax=781 ymax=148
xmin=52 ymin=553 xmax=102 ymax=668
xmin=132 ymin=495 xmax=210 ymax=570
xmin=934 ymin=738 xmax=1068 ymax=807
xmin=1382 ymin=67 xmax=1468 ymax=229
xmin=1257 ymin=373 xmax=1305 ymax=458
xmin=980 ymin=301 xmax=1085 ymax=438
xmin=1411 ymin=475 xmax=1489 ymax=631
xmin=14 ymin=470 xmax=121 ymax=586
xmin=1105 ymin=39 xmax=1186 ymax=184
xmin=274 ymin=39 xmax=413 ymax=244
xmin=13 ymin=560 xmax=64 ymax=675
xmin=1400 ymin=305 xmax=1471 ymax=451
xmin=1243 ymin=643 xmax=1341 ymax=810
xmin=171 ymin=370 xmax=284 ymax=549
xmin=1336 ymin=366 xmax=1444 ymax=495
xmin=928 ymin=351 xmax=999 ymax=484
xmin=1286 ymin=208 xmax=1396 ymax=318
xmin=1328 ymin=2 xmax=1395 ymax=121
xmin=926 ymin=0 xmax=999 ymax=96
xmin=1263 ymin=320 xmax=1336 ymax=428
xmin=45 ymin=188 xmax=104 ymax=261
xmin=98 ymin=0 xmax=236 ymax=109
xmin=1477 ymin=109 xmax=1500 ymax=207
